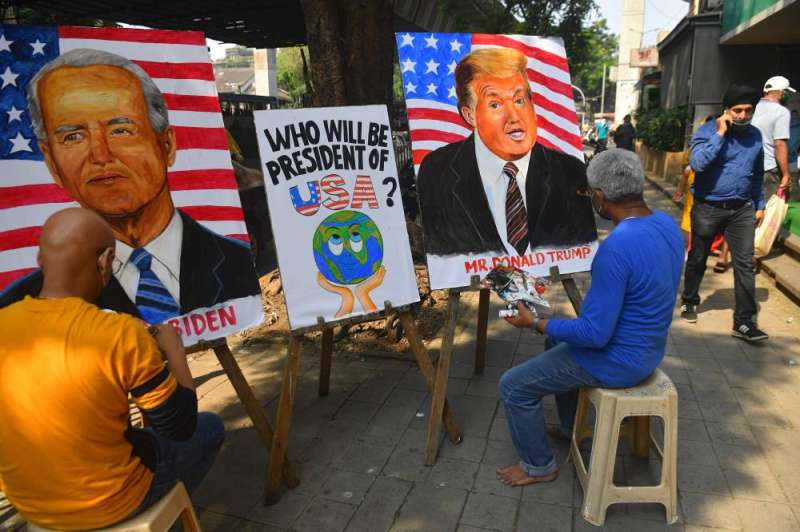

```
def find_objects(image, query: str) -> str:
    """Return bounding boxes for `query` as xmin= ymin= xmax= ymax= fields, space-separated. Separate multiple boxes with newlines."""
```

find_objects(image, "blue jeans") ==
xmin=499 ymin=341 xmax=603 ymax=476
xmin=128 ymin=412 xmax=225 ymax=517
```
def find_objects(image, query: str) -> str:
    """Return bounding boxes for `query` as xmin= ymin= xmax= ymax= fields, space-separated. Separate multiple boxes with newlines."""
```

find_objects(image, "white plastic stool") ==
xmin=27 ymin=481 xmax=201 ymax=532
xmin=570 ymin=368 xmax=679 ymax=526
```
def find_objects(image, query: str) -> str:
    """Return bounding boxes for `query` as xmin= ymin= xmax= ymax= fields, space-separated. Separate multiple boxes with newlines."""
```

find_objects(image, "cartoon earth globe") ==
xmin=313 ymin=211 xmax=384 ymax=285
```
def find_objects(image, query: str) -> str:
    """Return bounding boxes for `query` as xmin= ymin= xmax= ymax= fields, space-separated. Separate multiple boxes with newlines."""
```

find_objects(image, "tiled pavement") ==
xmin=186 ymin=183 xmax=800 ymax=532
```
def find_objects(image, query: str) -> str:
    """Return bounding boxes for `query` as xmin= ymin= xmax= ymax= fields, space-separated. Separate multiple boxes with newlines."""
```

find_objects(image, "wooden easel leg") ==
xmin=212 ymin=343 xmax=298 ymax=491
xmin=632 ymin=416 xmax=651 ymax=459
xmin=398 ymin=310 xmax=462 ymax=445
xmin=424 ymin=290 xmax=461 ymax=465
xmin=475 ymin=288 xmax=490 ymax=374
xmin=561 ymin=277 xmax=584 ymax=315
xmin=318 ymin=328 xmax=333 ymax=397
xmin=549 ymin=265 xmax=583 ymax=315
xmin=265 ymin=335 xmax=303 ymax=504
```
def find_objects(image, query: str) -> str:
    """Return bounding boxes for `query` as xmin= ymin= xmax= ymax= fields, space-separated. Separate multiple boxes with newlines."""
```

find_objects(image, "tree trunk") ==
xmin=300 ymin=0 xmax=394 ymax=107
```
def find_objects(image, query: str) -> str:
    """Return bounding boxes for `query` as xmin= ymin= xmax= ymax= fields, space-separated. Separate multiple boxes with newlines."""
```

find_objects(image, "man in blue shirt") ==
xmin=680 ymin=85 xmax=768 ymax=342
xmin=496 ymin=149 xmax=683 ymax=487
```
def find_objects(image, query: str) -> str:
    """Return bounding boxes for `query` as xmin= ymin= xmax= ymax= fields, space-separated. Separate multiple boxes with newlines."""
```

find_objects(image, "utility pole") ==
xmin=600 ymin=65 xmax=607 ymax=115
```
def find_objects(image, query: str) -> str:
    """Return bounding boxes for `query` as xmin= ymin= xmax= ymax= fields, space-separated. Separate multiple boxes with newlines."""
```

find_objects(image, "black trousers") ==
xmin=682 ymin=201 xmax=757 ymax=326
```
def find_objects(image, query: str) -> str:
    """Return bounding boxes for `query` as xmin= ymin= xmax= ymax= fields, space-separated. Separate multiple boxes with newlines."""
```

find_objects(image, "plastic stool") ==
xmin=27 ymin=481 xmax=200 ymax=532
xmin=570 ymin=368 xmax=678 ymax=526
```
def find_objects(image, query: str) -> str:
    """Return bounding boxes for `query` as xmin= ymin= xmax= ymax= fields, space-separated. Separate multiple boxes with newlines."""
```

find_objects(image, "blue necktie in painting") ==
xmin=129 ymin=248 xmax=180 ymax=324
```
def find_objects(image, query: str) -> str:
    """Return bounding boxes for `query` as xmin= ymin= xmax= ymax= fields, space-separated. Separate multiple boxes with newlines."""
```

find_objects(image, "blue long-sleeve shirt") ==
xmin=545 ymin=212 xmax=684 ymax=387
xmin=689 ymin=120 xmax=765 ymax=210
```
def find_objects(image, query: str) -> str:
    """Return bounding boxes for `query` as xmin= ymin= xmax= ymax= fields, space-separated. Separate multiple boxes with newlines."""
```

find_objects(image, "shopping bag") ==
xmin=754 ymin=193 xmax=789 ymax=257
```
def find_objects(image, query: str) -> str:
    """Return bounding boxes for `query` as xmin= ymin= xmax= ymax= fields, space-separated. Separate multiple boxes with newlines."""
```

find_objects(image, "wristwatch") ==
xmin=531 ymin=316 xmax=542 ymax=335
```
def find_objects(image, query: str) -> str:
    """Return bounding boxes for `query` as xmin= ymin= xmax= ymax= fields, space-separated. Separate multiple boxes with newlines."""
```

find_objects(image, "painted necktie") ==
xmin=504 ymin=162 xmax=529 ymax=256
xmin=129 ymin=248 xmax=180 ymax=324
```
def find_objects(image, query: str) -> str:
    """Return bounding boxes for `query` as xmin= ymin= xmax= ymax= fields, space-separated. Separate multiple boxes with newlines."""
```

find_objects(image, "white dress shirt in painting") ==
xmin=113 ymin=209 xmax=183 ymax=305
xmin=473 ymin=131 xmax=532 ymax=255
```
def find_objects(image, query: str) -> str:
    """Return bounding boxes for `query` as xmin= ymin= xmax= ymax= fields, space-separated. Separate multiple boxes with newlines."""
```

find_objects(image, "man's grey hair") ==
xmin=27 ymin=48 xmax=170 ymax=141
xmin=586 ymin=148 xmax=644 ymax=200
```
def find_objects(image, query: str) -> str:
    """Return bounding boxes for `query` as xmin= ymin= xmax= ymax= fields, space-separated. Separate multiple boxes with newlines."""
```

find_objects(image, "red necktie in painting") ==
xmin=504 ymin=162 xmax=529 ymax=256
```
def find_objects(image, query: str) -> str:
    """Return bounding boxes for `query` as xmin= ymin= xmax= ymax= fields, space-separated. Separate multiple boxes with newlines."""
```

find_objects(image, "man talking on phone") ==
xmin=680 ymin=85 xmax=767 ymax=342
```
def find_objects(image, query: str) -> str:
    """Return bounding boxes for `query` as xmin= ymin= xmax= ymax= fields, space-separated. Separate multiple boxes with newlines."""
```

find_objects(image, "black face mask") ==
xmin=591 ymin=191 xmax=612 ymax=221
xmin=729 ymin=119 xmax=751 ymax=135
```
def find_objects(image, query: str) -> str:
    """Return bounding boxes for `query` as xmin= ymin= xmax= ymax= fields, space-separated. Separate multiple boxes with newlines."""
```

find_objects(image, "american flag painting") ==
xmin=0 ymin=24 xmax=245 ymax=291
xmin=396 ymin=32 xmax=584 ymax=171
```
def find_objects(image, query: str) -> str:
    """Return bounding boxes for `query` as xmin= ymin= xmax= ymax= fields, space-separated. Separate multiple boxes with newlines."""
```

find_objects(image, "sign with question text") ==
xmin=254 ymin=105 xmax=420 ymax=330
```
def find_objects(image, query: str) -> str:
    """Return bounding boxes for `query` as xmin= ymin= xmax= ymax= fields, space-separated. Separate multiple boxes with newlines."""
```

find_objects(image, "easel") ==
xmin=186 ymin=339 xmax=299 ymax=501
xmin=264 ymin=301 xmax=463 ymax=503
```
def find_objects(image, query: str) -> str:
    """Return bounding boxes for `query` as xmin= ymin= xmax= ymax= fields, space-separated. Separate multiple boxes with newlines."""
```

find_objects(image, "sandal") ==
xmin=713 ymin=262 xmax=729 ymax=273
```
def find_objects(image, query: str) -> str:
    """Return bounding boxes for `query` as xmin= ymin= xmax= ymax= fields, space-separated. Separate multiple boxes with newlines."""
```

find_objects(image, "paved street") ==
xmin=187 ymin=182 xmax=800 ymax=531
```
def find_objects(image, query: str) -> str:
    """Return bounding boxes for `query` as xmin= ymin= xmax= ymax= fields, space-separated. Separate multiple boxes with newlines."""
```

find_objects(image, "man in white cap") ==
xmin=752 ymin=76 xmax=795 ymax=199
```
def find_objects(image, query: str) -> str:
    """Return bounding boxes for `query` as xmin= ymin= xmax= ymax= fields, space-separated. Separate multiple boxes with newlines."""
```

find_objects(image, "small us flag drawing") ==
xmin=0 ymin=24 xmax=245 ymax=290
xmin=290 ymin=181 xmax=322 ymax=215
xmin=396 ymin=32 xmax=584 ymax=172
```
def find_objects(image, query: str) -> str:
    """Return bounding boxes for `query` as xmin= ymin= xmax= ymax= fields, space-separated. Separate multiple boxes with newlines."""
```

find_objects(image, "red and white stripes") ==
xmin=408 ymin=33 xmax=583 ymax=174
xmin=0 ymin=26 xmax=246 ymax=290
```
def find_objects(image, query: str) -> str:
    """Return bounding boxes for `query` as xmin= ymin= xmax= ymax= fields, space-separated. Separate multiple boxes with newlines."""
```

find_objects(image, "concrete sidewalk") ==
xmin=186 ymin=183 xmax=800 ymax=531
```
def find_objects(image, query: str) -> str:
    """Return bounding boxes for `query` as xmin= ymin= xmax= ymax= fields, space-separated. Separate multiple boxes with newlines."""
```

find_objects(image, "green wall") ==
xmin=722 ymin=0 xmax=785 ymax=34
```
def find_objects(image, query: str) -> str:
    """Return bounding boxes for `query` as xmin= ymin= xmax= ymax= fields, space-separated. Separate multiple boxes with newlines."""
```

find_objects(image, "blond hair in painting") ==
xmin=455 ymin=47 xmax=530 ymax=111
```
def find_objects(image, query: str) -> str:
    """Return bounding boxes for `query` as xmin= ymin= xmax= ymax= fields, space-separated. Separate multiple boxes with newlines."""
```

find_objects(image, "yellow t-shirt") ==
xmin=681 ymin=149 xmax=695 ymax=232
xmin=0 ymin=296 xmax=177 ymax=530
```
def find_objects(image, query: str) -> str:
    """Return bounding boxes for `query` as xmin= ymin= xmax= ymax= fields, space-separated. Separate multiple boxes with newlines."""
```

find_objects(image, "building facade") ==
xmin=658 ymin=0 xmax=800 ymax=138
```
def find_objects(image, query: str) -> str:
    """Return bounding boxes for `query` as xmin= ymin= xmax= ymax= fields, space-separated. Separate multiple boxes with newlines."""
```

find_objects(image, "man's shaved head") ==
xmin=38 ymin=208 xmax=116 ymax=300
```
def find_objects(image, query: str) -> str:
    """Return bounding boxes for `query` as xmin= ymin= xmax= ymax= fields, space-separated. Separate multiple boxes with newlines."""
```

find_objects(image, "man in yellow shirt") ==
xmin=0 ymin=208 xmax=224 ymax=530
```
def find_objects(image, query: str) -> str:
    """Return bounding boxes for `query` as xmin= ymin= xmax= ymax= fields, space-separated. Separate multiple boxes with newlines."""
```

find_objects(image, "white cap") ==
xmin=764 ymin=75 xmax=796 ymax=93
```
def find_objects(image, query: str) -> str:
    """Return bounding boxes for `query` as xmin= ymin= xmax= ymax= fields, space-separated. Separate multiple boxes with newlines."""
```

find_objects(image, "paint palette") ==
xmin=484 ymin=265 xmax=550 ymax=317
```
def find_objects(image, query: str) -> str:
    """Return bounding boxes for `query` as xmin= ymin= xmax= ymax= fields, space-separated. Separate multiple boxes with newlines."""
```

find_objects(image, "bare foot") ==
xmin=495 ymin=463 xmax=558 ymax=486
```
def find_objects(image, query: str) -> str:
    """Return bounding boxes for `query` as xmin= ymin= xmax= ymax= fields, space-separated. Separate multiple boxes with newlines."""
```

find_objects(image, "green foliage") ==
xmin=571 ymin=20 xmax=617 ymax=112
xmin=3 ymin=6 xmax=112 ymax=26
xmin=635 ymin=106 xmax=688 ymax=152
xmin=393 ymin=61 xmax=406 ymax=103
xmin=276 ymin=47 xmax=310 ymax=108
xmin=437 ymin=0 xmax=616 ymax=112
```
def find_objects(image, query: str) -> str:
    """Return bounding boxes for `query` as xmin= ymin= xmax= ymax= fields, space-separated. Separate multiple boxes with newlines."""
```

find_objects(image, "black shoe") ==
xmin=732 ymin=323 xmax=768 ymax=342
xmin=680 ymin=303 xmax=697 ymax=323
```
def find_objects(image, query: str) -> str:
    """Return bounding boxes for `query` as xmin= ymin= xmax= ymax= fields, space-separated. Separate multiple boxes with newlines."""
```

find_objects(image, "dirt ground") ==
xmin=235 ymin=265 xmax=448 ymax=353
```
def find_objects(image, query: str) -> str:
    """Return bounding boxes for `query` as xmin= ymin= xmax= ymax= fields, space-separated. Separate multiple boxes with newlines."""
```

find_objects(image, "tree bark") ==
xmin=300 ymin=0 xmax=394 ymax=107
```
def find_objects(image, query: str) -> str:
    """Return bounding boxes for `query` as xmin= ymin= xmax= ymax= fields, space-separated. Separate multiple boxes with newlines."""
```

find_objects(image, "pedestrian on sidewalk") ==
xmin=752 ymin=75 xmax=795 ymax=200
xmin=0 ymin=208 xmax=225 ymax=530
xmin=674 ymin=115 xmax=729 ymax=271
xmin=679 ymin=85 xmax=768 ymax=342
xmin=495 ymin=149 xmax=683 ymax=487
xmin=612 ymin=114 xmax=636 ymax=151
xmin=594 ymin=117 xmax=609 ymax=152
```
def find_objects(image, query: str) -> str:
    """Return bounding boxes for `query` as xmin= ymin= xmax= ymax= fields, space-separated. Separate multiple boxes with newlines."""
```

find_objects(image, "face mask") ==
xmin=591 ymin=192 xmax=612 ymax=221
xmin=729 ymin=119 xmax=751 ymax=134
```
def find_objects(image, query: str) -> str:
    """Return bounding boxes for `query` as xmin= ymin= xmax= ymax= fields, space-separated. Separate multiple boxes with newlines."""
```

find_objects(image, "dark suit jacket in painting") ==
xmin=417 ymin=135 xmax=597 ymax=256
xmin=0 ymin=210 xmax=261 ymax=317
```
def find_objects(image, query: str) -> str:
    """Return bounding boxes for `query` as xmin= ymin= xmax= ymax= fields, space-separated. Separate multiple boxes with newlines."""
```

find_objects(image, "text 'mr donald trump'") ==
xmin=417 ymin=47 xmax=597 ymax=257
xmin=0 ymin=49 xmax=260 ymax=323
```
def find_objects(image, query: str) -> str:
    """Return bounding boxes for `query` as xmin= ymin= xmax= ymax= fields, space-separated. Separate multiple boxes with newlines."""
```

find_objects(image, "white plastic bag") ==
xmin=754 ymin=193 xmax=789 ymax=257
